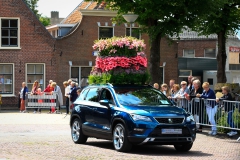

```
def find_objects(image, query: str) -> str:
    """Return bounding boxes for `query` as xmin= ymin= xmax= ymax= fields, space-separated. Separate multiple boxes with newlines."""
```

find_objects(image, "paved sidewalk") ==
xmin=0 ymin=111 xmax=239 ymax=160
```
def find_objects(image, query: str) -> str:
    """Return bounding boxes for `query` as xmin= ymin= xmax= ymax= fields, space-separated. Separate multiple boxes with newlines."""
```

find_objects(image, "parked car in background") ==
xmin=70 ymin=84 xmax=196 ymax=152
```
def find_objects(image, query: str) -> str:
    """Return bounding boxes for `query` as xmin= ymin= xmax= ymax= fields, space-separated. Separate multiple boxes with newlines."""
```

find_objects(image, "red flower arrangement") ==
xmin=89 ymin=37 xmax=150 ymax=84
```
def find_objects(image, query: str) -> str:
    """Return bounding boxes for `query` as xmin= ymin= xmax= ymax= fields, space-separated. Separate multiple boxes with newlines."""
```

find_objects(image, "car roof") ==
xmin=86 ymin=84 xmax=153 ymax=90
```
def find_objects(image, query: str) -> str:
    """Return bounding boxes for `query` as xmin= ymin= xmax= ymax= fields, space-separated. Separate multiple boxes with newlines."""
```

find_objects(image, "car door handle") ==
xmin=92 ymin=108 xmax=97 ymax=110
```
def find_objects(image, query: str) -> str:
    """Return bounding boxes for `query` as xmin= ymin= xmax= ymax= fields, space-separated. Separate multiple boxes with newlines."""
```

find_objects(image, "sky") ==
xmin=38 ymin=0 xmax=83 ymax=18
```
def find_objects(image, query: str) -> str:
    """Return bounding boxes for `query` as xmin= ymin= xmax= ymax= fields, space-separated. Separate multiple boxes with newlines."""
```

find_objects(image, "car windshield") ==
xmin=114 ymin=86 xmax=172 ymax=106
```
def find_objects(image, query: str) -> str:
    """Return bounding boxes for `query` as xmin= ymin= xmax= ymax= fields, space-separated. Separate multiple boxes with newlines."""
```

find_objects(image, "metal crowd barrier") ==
xmin=171 ymin=97 xmax=240 ymax=131
xmin=26 ymin=92 xmax=59 ymax=110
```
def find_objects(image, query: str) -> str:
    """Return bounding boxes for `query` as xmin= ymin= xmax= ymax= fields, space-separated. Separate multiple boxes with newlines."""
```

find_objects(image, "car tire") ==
xmin=174 ymin=143 xmax=193 ymax=152
xmin=71 ymin=118 xmax=88 ymax=144
xmin=113 ymin=123 xmax=132 ymax=152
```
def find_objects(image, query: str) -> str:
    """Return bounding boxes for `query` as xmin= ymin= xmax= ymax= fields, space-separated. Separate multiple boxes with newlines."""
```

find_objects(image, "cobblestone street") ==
xmin=0 ymin=111 xmax=239 ymax=160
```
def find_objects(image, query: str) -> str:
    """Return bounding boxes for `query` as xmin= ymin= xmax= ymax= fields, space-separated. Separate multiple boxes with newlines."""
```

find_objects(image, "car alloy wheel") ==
xmin=113 ymin=123 xmax=132 ymax=152
xmin=113 ymin=125 xmax=124 ymax=149
xmin=71 ymin=118 xmax=87 ymax=144
xmin=72 ymin=120 xmax=80 ymax=142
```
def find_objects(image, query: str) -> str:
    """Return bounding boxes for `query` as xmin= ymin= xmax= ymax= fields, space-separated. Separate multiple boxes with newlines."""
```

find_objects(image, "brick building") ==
xmin=0 ymin=0 xmax=57 ymax=108
xmin=174 ymin=30 xmax=240 ymax=88
xmin=50 ymin=1 xmax=178 ymax=89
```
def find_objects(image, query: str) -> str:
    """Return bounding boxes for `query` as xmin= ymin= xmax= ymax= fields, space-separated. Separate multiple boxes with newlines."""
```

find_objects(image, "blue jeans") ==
xmin=227 ymin=110 xmax=235 ymax=131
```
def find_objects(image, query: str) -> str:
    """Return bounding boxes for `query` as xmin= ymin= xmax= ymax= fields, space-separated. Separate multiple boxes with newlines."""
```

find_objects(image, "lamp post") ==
xmin=122 ymin=14 xmax=138 ymax=37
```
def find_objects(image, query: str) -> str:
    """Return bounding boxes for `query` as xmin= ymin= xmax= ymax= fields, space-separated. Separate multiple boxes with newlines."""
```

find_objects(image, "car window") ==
xmin=115 ymin=87 xmax=171 ymax=106
xmin=100 ymin=89 xmax=114 ymax=105
xmin=85 ymin=88 xmax=100 ymax=102
xmin=78 ymin=89 xmax=89 ymax=100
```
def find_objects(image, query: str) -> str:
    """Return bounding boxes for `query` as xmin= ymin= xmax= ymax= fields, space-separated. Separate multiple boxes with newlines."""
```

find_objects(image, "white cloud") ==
xmin=38 ymin=0 xmax=83 ymax=18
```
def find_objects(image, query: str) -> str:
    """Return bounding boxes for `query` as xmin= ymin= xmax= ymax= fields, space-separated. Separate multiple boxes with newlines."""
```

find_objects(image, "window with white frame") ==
xmin=26 ymin=64 xmax=45 ymax=90
xmin=70 ymin=66 xmax=92 ymax=88
xmin=0 ymin=64 xmax=14 ymax=94
xmin=183 ymin=49 xmax=195 ymax=58
xmin=204 ymin=48 xmax=216 ymax=58
xmin=179 ymin=70 xmax=192 ymax=77
xmin=99 ymin=27 xmax=113 ymax=39
xmin=126 ymin=28 xmax=140 ymax=39
xmin=0 ymin=18 xmax=20 ymax=48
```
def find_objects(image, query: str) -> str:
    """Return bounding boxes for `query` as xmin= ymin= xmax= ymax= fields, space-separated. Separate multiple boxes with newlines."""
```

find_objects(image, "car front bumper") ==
xmin=128 ymin=136 xmax=195 ymax=145
xmin=127 ymin=125 xmax=196 ymax=145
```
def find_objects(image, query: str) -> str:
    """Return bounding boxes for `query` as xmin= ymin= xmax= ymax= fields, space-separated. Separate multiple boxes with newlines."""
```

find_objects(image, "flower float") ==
xmin=89 ymin=36 xmax=150 ymax=84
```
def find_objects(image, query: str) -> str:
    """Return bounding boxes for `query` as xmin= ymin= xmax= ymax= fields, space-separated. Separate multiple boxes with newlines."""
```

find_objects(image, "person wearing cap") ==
xmin=174 ymin=81 xmax=190 ymax=109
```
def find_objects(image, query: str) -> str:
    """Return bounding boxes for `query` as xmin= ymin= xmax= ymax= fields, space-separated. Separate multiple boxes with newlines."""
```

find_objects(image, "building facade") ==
xmin=0 ymin=0 xmax=56 ymax=108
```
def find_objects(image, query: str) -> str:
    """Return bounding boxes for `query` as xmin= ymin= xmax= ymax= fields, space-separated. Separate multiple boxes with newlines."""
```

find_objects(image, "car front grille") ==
xmin=154 ymin=117 xmax=184 ymax=124
xmin=149 ymin=127 xmax=191 ymax=137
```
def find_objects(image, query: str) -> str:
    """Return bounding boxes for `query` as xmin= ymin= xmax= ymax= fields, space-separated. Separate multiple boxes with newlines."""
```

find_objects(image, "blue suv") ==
xmin=70 ymin=84 xmax=196 ymax=152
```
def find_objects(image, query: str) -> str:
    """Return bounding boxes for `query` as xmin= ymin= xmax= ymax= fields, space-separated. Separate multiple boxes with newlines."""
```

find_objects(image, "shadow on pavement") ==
xmin=85 ymin=141 xmax=212 ymax=157
xmin=198 ymin=131 xmax=239 ymax=140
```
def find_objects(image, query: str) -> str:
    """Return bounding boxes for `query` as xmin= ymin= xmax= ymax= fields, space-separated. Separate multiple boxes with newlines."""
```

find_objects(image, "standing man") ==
xmin=70 ymin=81 xmax=78 ymax=104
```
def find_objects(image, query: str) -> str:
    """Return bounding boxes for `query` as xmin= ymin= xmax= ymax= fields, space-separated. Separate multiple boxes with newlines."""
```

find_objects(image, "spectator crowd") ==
xmin=153 ymin=76 xmax=238 ymax=137
xmin=19 ymin=79 xmax=81 ymax=115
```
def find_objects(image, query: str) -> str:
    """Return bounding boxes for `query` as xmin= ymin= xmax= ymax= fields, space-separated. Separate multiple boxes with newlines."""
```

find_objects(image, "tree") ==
xmin=90 ymin=0 xmax=217 ymax=84
xmin=193 ymin=0 xmax=240 ymax=83
xmin=24 ymin=0 xmax=50 ymax=26
xmin=39 ymin=16 xmax=51 ymax=26
xmin=24 ymin=0 xmax=40 ymax=18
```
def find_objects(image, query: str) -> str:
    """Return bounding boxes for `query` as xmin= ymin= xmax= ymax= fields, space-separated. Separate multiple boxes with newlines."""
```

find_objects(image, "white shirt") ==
xmin=65 ymin=86 xmax=70 ymax=98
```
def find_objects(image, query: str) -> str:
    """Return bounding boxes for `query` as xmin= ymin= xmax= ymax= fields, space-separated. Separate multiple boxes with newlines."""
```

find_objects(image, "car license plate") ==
xmin=162 ymin=129 xmax=182 ymax=134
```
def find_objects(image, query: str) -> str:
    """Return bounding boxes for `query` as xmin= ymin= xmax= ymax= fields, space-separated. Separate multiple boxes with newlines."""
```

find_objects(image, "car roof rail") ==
xmin=88 ymin=83 xmax=113 ymax=87
xmin=106 ymin=83 xmax=113 ymax=87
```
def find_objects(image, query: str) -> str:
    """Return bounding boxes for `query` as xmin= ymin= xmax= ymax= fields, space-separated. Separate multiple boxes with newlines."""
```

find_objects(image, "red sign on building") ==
xmin=229 ymin=46 xmax=240 ymax=52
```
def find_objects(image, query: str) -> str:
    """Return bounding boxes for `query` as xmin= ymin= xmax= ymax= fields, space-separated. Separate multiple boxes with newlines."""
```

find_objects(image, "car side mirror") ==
xmin=99 ymin=99 xmax=110 ymax=108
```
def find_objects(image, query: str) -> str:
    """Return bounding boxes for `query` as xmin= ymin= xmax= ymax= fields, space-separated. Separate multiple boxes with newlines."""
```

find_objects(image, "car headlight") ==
xmin=186 ymin=115 xmax=195 ymax=122
xmin=130 ymin=114 xmax=152 ymax=122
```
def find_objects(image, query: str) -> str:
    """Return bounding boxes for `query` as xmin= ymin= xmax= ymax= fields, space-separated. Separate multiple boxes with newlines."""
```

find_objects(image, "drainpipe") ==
xmin=163 ymin=62 xmax=166 ymax=83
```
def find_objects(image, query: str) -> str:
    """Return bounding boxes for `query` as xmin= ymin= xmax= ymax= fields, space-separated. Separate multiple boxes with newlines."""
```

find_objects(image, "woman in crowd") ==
xmin=168 ymin=84 xmax=180 ymax=105
xmin=216 ymin=86 xmax=237 ymax=136
xmin=31 ymin=80 xmax=40 ymax=113
xmin=197 ymin=82 xmax=217 ymax=136
xmin=171 ymin=84 xmax=180 ymax=97
xmin=161 ymin=83 xmax=171 ymax=97
xmin=174 ymin=81 xmax=190 ymax=109
xmin=52 ymin=82 xmax=63 ymax=113
xmin=186 ymin=79 xmax=203 ymax=132
xmin=44 ymin=81 xmax=55 ymax=113
xmin=19 ymin=82 xmax=28 ymax=113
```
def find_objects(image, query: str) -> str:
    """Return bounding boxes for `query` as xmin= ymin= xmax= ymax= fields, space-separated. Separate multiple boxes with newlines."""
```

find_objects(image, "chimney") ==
xmin=51 ymin=11 xmax=59 ymax=19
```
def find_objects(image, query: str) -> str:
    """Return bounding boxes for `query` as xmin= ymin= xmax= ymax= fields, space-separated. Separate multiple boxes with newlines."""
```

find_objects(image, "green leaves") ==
xmin=24 ymin=0 xmax=51 ymax=26
xmin=88 ymin=72 xmax=150 ymax=85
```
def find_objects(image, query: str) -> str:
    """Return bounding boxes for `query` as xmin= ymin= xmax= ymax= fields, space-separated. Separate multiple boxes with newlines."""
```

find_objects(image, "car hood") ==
xmin=122 ymin=105 xmax=186 ymax=117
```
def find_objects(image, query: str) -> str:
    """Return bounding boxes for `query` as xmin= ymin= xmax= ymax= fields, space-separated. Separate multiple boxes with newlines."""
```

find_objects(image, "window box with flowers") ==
xmin=89 ymin=37 xmax=150 ymax=84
